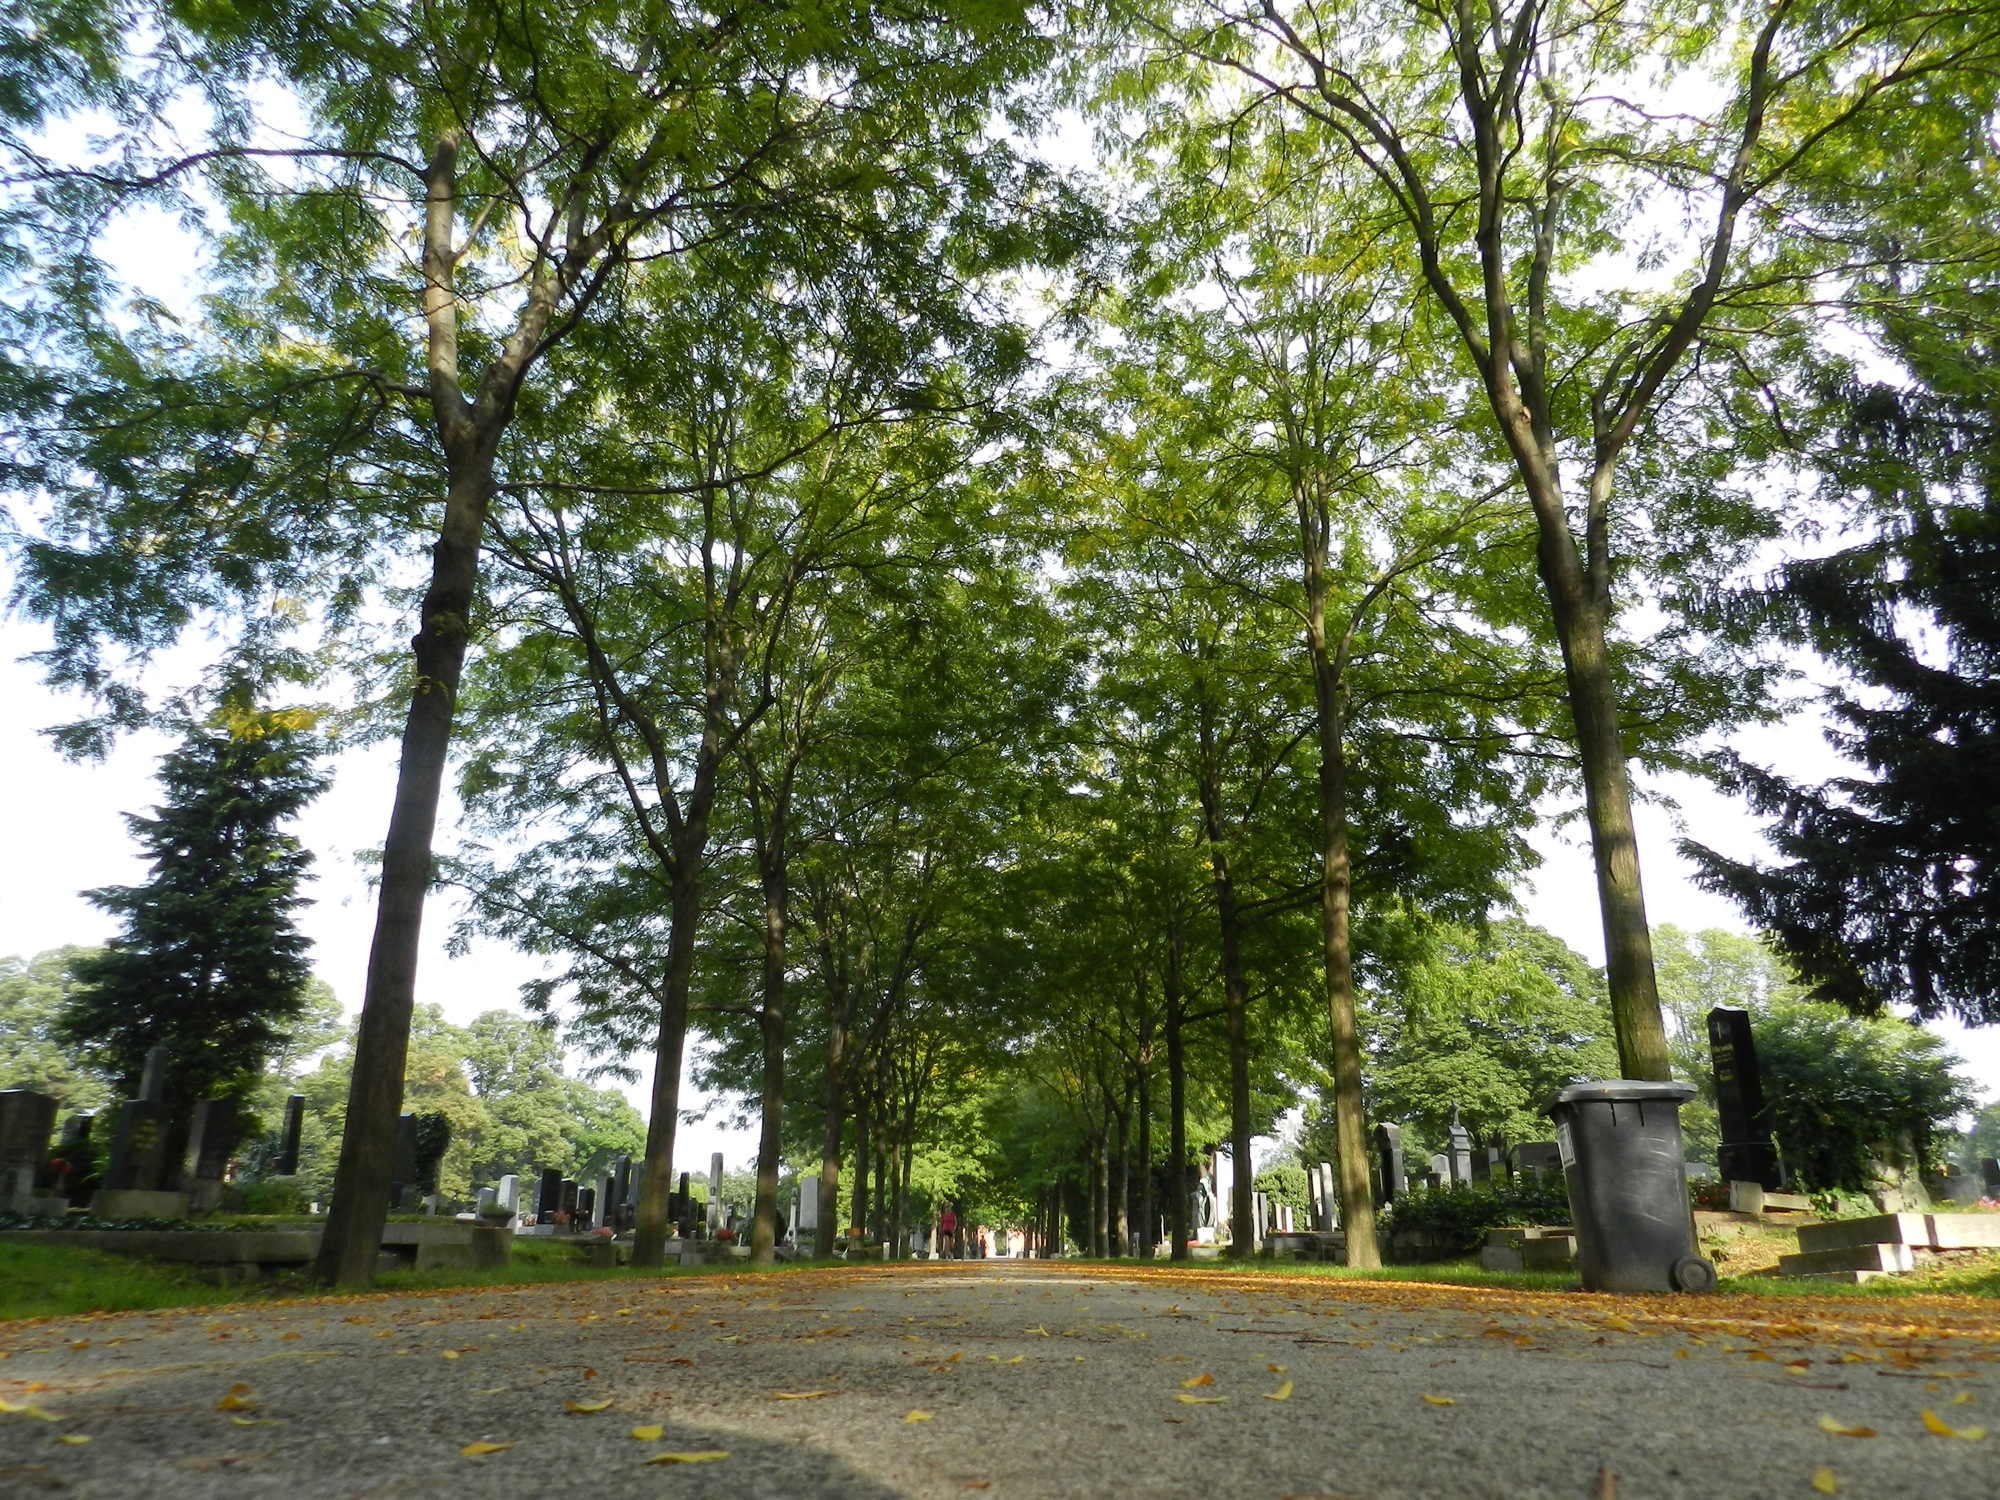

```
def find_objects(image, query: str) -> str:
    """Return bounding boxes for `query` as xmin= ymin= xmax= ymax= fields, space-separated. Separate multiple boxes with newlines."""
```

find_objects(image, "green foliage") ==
xmin=1381 ymin=1178 xmax=1574 ymax=1254
xmin=1364 ymin=919 xmax=1619 ymax=1150
xmin=55 ymin=713 xmax=327 ymax=1105
xmin=0 ymin=947 xmax=115 ymax=1110
xmin=1753 ymin=999 xmax=1976 ymax=1192
xmin=1252 ymin=1163 xmax=1310 ymax=1213
xmin=234 ymin=1176 xmax=308 ymax=1215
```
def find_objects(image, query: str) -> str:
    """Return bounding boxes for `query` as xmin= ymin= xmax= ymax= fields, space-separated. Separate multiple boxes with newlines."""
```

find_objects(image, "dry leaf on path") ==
xmin=1174 ymin=1394 xmax=1228 ymax=1405
xmin=564 ymin=1399 xmax=614 ymax=1414
xmin=1817 ymin=1415 xmax=1877 ymax=1438
xmin=1920 ymin=1409 xmax=1986 ymax=1440
xmin=905 ymin=1410 xmax=934 ymax=1423
xmin=1264 ymin=1381 xmax=1294 ymax=1402
xmin=460 ymin=1442 xmax=515 ymax=1458
xmin=641 ymin=1450 xmax=730 ymax=1465
xmin=215 ymin=1384 xmax=255 ymax=1412
xmin=1180 ymin=1373 xmax=1214 ymax=1389
xmin=1422 ymin=1395 xmax=1456 ymax=1407
xmin=0 ymin=1399 xmax=60 ymax=1420
xmin=629 ymin=1425 xmax=664 ymax=1441
xmin=773 ymin=1390 xmax=839 ymax=1400
xmin=56 ymin=1433 xmax=91 ymax=1445
xmin=1812 ymin=1466 xmax=1839 ymax=1495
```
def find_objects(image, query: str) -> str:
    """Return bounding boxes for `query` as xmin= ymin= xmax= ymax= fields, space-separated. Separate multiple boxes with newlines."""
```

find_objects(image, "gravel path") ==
xmin=2 ymin=1261 xmax=1996 ymax=1498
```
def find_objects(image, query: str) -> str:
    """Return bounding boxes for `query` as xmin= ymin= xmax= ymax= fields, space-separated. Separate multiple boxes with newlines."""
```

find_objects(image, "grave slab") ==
xmin=91 ymin=1188 xmax=190 ymax=1219
xmin=1777 ymin=1241 xmax=1917 ymax=1277
xmin=1795 ymin=1213 xmax=1932 ymax=1253
xmin=1925 ymin=1213 xmax=2000 ymax=1250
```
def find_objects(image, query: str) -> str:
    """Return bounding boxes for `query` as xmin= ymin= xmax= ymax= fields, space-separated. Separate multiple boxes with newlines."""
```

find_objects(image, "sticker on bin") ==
xmin=1555 ymin=1120 xmax=1573 ymax=1168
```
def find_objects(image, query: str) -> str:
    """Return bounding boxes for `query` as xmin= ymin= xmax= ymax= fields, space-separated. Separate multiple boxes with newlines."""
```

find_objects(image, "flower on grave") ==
xmin=715 ymin=1228 xmax=738 ymax=1242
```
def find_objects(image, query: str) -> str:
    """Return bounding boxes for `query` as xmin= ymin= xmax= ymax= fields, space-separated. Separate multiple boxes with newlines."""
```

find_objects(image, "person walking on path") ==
xmin=938 ymin=1202 xmax=958 ymax=1260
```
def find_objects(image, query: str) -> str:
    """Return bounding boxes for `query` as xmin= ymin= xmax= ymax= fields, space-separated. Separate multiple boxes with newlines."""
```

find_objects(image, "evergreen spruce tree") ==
xmin=58 ymin=709 xmax=329 ymax=1103
xmin=1685 ymin=377 xmax=2000 ymax=1025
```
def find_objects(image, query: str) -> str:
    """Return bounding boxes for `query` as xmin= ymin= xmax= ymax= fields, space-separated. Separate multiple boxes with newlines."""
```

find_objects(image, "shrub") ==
xmin=234 ymin=1176 xmax=308 ymax=1215
xmin=1381 ymin=1177 xmax=1571 ymax=1252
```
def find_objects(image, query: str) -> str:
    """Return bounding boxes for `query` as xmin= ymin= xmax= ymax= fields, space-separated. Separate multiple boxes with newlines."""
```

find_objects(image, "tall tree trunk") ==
xmin=1542 ymin=541 xmax=1669 ymax=1080
xmin=749 ymin=788 xmax=790 ymax=1268
xmin=1200 ymin=820 xmax=1255 ymax=1256
xmin=1086 ymin=1138 xmax=1103 ymax=1257
xmin=314 ymin=134 xmax=501 ymax=1288
xmin=1109 ymin=1081 xmax=1130 ymax=1257
xmin=872 ymin=1132 xmax=889 ymax=1244
xmin=849 ymin=1077 xmax=871 ymax=1245
xmin=1302 ymin=523 xmax=1381 ymax=1268
xmin=1135 ymin=1012 xmax=1155 ymax=1257
xmin=894 ymin=1131 xmax=913 ymax=1258
xmin=1166 ymin=933 xmax=1189 ymax=1261
xmin=633 ymin=846 xmax=707 ymax=1266
xmin=814 ymin=927 xmax=852 ymax=1258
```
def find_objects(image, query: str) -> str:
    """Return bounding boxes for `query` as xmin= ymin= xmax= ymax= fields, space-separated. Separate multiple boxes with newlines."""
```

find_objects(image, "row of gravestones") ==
xmin=0 ymin=1046 xmax=310 ymax=1220
xmin=492 ymin=1152 xmax=759 ymax=1240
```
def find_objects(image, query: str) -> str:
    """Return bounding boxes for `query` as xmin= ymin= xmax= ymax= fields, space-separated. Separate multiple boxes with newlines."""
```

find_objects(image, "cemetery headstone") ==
xmin=1373 ymin=1123 xmax=1403 ymax=1205
xmin=276 ymin=1093 xmax=305 ymax=1175
xmin=596 ymin=1173 xmax=614 ymax=1229
xmin=1447 ymin=1109 xmax=1474 ymax=1187
xmin=559 ymin=1179 xmax=578 ymax=1224
xmin=1512 ymin=1141 xmax=1561 ymax=1179
xmin=496 ymin=1174 xmax=519 ymax=1216
xmin=797 ymin=1176 xmax=821 ymax=1243
xmin=389 ymin=1114 xmax=419 ymax=1208
xmin=1251 ymin=1189 xmax=1268 ymax=1246
xmin=181 ymin=1097 xmax=238 ymax=1212
xmin=1317 ymin=1162 xmax=1339 ymax=1228
xmin=1708 ymin=1006 xmax=1783 ymax=1189
xmin=101 ymin=1097 xmax=171 ymax=1192
xmin=576 ymin=1186 xmax=596 ymax=1223
xmin=1984 ymin=1158 xmax=2000 ymax=1197
xmin=537 ymin=1168 xmax=562 ymax=1219
xmin=0 ymin=1089 xmax=59 ymax=1214
xmin=708 ymin=1153 xmax=724 ymax=1234
xmin=1428 ymin=1153 xmax=1449 ymax=1189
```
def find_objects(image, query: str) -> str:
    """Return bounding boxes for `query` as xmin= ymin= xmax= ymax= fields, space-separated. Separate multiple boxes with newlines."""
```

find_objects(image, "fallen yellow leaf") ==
xmin=1920 ymin=1408 xmax=1986 ymax=1440
xmin=772 ymin=1390 xmax=838 ymax=1400
xmin=229 ymin=1416 xmax=284 ymax=1427
xmin=441 ymin=1350 xmax=461 ymax=1360
xmin=1673 ymin=1348 xmax=1690 ymax=1360
xmin=1423 ymin=1395 xmax=1455 ymax=1407
xmin=1954 ymin=1392 xmax=1974 ymax=1406
xmin=1174 ymin=1395 xmax=1228 ymax=1405
xmin=1601 ymin=1317 xmax=1637 ymax=1333
xmin=460 ymin=1441 xmax=516 ymax=1458
xmin=1026 ymin=1325 xmax=1049 ymax=1337
xmin=1817 ymin=1415 xmax=1877 ymax=1438
xmin=1267 ymin=1363 xmax=1288 ymax=1373
xmin=0 ymin=1398 xmax=59 ymax=1420
xmin=1745 ymin=1349 xmax=1774 ymax=1362
xmin=642 ymin=1450 xmax=730 ymax=1465
xmin=1264 ymin=1381 xmax=1294 ymax=1402
xmin=629 ymin=1425 xmax=664 ymax=1442
xmin=905 ymin=1410 xmax=934 ymax=1423
xmin=565 ymin=1398 xmax=614 ymax=1414
xmin=1180 ymin=1373 xmax=1215 ymax=1389
xmin=1812 ymin=1466 xmax=1839 ymax=1495
xmin=215 ymin=1384 xmax=255 ymax=1413
xmin=56 ymin=1434 xmax=91 ymax=1446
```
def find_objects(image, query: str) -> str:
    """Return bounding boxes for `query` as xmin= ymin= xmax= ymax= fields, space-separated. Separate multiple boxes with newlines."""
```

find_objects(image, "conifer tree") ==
xmin=58 ymin=710 xmax=328 ymax=1103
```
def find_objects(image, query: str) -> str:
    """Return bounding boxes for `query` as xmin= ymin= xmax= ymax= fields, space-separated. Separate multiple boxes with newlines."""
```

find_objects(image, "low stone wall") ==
xmin=3 ymin=1220 xmax=511 ymax=1279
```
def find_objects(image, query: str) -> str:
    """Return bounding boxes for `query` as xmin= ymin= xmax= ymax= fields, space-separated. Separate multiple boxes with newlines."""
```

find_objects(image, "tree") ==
xmin=1752 ymin=999 xmax=1974 ymax=1192
xmin=1684 ymin=374 xmax=2000 ymax=1023
xmin=1145 ymin=0 xmax=1997 ymax=1080
xmin=0 ymin=949 xmax=115 ymax=1112
xmin=56 ymin=709 xmax=326 ymax=1105
xmin=6 ymin=0 xmax=1082 ymax=1287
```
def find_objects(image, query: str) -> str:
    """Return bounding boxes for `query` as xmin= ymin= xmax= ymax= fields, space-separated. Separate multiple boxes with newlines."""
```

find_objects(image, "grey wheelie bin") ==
xmin=1543 ymin=1079 xmax=1716 ymax=1294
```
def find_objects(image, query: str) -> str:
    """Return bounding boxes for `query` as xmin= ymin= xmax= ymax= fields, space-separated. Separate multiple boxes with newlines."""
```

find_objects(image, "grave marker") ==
xmin=0 ymin=1090 xmax=59 ymax=1214
xmin=1708 ymin=1006 xmax=1783 ymax=1189
xmin=1373 ymin=1123 xmax=1403 ymax=1205
xmin=1447 ymin=1109 xmax=1474 ymax=1187
xmin=181 ymin=1097 xmax=238 ymax=1211
xmin=708 ymin=1152 xmax=724 ymax=1234
xmin=276 ymin=1093 xmax=305 ymax=1175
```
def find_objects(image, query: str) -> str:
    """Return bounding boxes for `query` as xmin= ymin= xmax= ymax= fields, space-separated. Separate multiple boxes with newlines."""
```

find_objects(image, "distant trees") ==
xmin=0 ymin=948 xmax=115 ymax=1112
xmin=55 ymin=711 xmax=326 ymax=1106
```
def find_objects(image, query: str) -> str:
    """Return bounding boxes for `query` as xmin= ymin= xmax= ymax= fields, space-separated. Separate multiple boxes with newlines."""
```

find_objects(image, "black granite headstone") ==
xmin=102 ymin=1099 xmax=171 ymax=1191
xmin=276 ymin=1094 xmax=305 ymax=1175
xmin=537 ymin=1167 xmax=562 ymax=1220
xmin=1984 ymin=1158 xmax=2000 ymax=1196
xmin=576 ymin=1186 xmax=596 ymax=1222
xmin=1708 ymin=1007 xmax=1783 ymax=1188
xmin=1 ymin=1090 xmax=58 ymax=1208
xmin=55 ymin=1113 xmax=95 ymax=1203
xmin=1373 ymin=1123 xmax=1403 ymax=1204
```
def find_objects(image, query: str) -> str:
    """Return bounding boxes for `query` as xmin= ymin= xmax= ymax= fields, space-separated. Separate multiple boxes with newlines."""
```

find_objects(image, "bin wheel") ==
xmin=1671 ymin=1255 xmax=1717 ymax=1293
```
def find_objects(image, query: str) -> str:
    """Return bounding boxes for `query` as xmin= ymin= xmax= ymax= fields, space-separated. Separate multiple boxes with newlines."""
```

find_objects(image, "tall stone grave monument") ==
xmin=0 ymin=1090 xmax=59 ymax=1215
xmin=1373 ymin=1123 xmax=1403 ymax=1205
xmin=708 ymin=1152 xmax=724 ymax=1235
xmin=98 ymin=1044 xmax=183 ymax=1217
xmin=1447 ymin=1109 xmax=1474 ymax=1187
xmin=1708 ymin=1007 xmax=1783 ymax=1188
xmin=275 ymin=1093 xmax=305 ymax=1175
xmin=181 ymin=1097 xmax=239 ymax=1212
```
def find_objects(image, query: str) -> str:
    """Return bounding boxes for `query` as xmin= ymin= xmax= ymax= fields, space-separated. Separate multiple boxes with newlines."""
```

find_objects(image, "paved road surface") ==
xmin=3 ymin=1261 xmax=1996 ymax=1497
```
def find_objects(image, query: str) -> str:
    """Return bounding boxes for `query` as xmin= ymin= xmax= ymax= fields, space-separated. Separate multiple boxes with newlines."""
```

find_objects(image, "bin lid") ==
xmin=1542 ymin=1078 xmax=1695 ymax=1114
